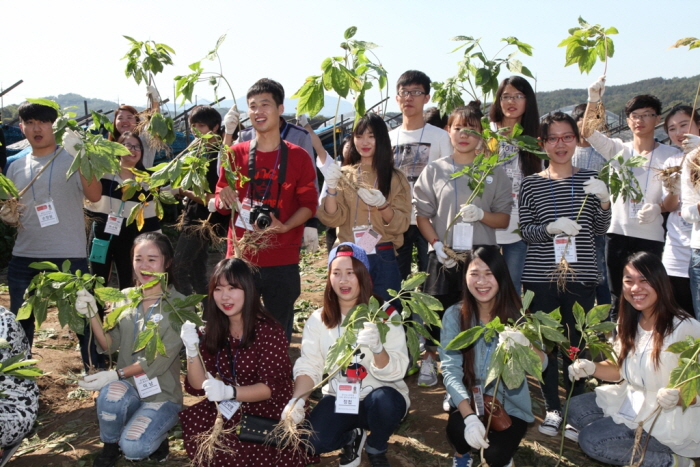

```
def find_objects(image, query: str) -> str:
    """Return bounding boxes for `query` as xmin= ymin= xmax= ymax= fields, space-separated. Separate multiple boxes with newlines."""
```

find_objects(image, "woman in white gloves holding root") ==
xmin=440 ymin=245 xmax=546 ymax=467
xmin=282 ymin=243 xmax=410 ymax=467
xmin=178 ymin=258 xmax=305 ymax=466
xmin=316 ymin=113 xmax=411 ymax=304
xmin=518 ymin=112 xmax=611 ymax=437
xmin=567 ymin=252 xmax=700 ymax=467
xmin=75 ymin=232 xmax=186 ymax=467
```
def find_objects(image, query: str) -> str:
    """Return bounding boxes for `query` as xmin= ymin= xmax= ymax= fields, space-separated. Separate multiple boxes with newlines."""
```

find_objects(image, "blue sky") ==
xmin=2 ymin=0 xmax=699 ymax=114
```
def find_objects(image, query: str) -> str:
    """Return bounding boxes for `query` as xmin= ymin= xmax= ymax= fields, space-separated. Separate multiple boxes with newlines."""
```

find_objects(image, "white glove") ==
xmin=297 ymin=114 xmax=309 ymax=127
xmin=357 ymin=188 xmax=387 ymax=207
xmin=224 ymin=107 xmax=240 ymax=135
xmin=180 ymin=320 xmax=200 ymax=358
xmin=588 ymin=76 xmax=606 ymax=103
xmin=356 ymin=322 xmax=383 ymax=354
xmin=460 ymin=204 xmax=484 ymax=223
xmin=303 ymin=227 xmax=319 ymax=253
xmin=568 ymin=359 xmax=596 ymax=381
xmin=75 ymin=288 xmax=98 ymax=318
xmin=638 ymin=203 xmax=661 ymax=224
xmin=433 ymin=241 xmax=457 ymax=269
xmin=463 ymin=414 xmax=490 ymax=450
xmin=202 ymin=375 xmax=235 ymax=402
xmin=546 ymin=217 xmax=581 ymax=236
xmin=281 ymin=398 xmax=306 ymax=424
xmin=207 ymin=198 xmax=217 ymax=213
xmin=78 ymin=370 xmax=118 ymax=391
xmin=657 ymin=388 xmax=680 ymax=410
xmin=320 ymin=163 xmax=343 ymax=190
xmin=583 ymin=177 xmax=611 ymax=203
xmin=682 ymin=134 xmax=700 ymax=154
xmin=499 ymin=327 xmax=530 ymax=350
xmin=62 ymin=128 xmax=83 ymax=157
xmin=146 ymin=85 xmax=160 ymax=102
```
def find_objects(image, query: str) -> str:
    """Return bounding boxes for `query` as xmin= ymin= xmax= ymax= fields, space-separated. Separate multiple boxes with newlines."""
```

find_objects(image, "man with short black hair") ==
xmin=216 ymin=79 xmax=318 ymax=343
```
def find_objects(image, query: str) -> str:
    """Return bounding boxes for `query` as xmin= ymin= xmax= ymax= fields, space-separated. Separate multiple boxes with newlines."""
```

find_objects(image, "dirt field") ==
xmin=1 ymin=247 xmax=609 ymax=467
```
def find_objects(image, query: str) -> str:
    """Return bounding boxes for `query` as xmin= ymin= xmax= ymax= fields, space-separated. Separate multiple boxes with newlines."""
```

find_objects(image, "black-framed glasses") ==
xmin=500 ymin=94 xmax=526 ymax=102
xmin=544 ymin=134 xmax=577 ymax=145
xmin=398 ymin=90 xmax=426 ymax=98
xmin=124 ymin=143 xmax=142 ymax=152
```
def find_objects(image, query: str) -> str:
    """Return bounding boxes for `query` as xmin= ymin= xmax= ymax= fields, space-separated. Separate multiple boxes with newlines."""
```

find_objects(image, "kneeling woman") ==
xmin=283 ymin=243 xmax=410 ymax=467
xmin=440 ymin=245 xmax=546 ymax=467
xmin=77 ymin=232 xmax=185 ymax=465
xmin=567 ymin=252 xmax=700 ymax=467
xmin=179 ymin=258 xmax=305 ymax=466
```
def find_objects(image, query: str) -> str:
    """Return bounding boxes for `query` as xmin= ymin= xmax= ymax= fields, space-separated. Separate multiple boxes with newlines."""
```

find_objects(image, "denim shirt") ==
xmin=439 ymin=303 xmax=543 ymax=423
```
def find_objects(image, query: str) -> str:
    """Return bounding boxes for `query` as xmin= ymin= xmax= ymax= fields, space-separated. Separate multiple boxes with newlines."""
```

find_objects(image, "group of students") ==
xmin=3 ymin=67 xmax=700 ymax=467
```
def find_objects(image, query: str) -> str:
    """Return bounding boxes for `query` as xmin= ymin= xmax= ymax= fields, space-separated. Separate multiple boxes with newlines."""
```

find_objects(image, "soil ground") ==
xmin=2 ymin=246 xmax=610 ymax=467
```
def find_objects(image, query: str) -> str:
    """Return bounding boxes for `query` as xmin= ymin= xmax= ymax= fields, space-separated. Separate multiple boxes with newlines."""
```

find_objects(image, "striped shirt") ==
xmin=519 ymin=169 xmax=611 ymax=284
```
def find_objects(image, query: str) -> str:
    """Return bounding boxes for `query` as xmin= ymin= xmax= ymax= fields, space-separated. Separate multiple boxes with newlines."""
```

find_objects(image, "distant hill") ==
xmin=536 ymin=75 xmax=700 ymax=115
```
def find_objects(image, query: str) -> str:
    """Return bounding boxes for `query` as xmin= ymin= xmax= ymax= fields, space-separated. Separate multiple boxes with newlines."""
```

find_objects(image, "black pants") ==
xmin=446 ymin=409 xmax=527 ymax=467
xmin=396 ymin=225 xmax=428 ymax=280
xmin=606 ymin=234 xmax=664 ymax=319
xmin=669 ymin=275 xmax=694 ymax=316
xmin=252 ymin=264 xmax=300 ymax=344
xmin=523 ymin=280 xmax=596 ymax=412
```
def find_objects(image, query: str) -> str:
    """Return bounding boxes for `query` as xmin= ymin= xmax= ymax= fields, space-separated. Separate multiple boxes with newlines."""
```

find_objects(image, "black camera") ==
xmin=249 ymin=205 xmax=277 ymax=229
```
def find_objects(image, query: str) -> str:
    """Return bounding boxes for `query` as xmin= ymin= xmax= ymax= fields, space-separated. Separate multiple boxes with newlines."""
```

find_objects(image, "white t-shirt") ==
xmin=681 ymin=150 xmax=700 ymax=249
xmin=662 ymin=154 xmax=692 ymax=277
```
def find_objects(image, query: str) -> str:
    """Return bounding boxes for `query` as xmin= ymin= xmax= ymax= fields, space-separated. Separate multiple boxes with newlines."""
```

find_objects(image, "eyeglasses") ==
xmin=544 ymin=134 xmax=577 ymax=145
xmin=124 ymin=143 xmax=142 ymax=152
xmin=627 ymin=113 xmax=657 ymax=121
xmin=398 ymin=90 xmax=426 ymax=98
xmin=500 ymin=94 xmax=526 ymax=102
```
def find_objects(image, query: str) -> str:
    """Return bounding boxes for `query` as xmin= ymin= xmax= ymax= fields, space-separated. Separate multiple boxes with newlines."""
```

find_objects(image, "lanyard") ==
xmin=131 ymin=298 xmax=161 ymax=360
xmin=396 ymin=125 xmax=426 ymax=178
xmin=641 ymin=146 xmax=655 ymax=197
xmin=352 ymin=166 xmax=378 ymax=227
xmin=29 ymin=146 xmax=59 ymax=201
xmin=216 ymin=337 xmax=240 ymax=385
xmin=548 ymin=169 xmax=576 ymax=219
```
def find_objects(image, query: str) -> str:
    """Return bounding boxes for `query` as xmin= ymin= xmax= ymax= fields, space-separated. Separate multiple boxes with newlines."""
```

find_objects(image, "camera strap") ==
xmin=247 ymin=138 xmax=288 ymax=208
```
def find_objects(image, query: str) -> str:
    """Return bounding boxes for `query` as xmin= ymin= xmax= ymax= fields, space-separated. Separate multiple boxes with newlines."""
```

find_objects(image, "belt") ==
xmin=377 ymin=242 xmax=394 ymax=251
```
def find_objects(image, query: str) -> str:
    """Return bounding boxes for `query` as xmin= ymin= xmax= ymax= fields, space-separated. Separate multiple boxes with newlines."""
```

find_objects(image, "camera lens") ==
xmin=256 ymin=214 xmax=272 ymax=229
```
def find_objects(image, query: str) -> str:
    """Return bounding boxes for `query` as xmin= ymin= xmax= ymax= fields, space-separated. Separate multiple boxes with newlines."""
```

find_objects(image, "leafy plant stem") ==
xmin=478 ymin=375 xmax=502 ymax=467
xmin=554 ymin=376 xmax=578 ymax=467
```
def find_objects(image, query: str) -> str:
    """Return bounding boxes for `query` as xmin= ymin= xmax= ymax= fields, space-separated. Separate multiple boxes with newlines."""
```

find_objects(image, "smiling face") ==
xmin=20 ymin=118 xmax=56 ymax=155
xmin=354 ymin=128 xmax=376 ymax=162
xmin=132 ymin=240 xmax=168 ymax=287
xmin=544 ymin=120 xmax=577 ymax=167
xmin=466 ymin=258 xmax=499 ymax=311
xmin=120 ymin=135 xmax=142 ymax=169
xmin=329 ymin=256 xmax=360 ymax=310
xmin=499 ymin=84 xmax=527 ymax=122
xmin=622 ymin=264 xmax=658 ymax=315
xmin=115 ymin=110 xmax=137 ymax=134
xmin=247 ymin=92 xmax=283 ymax=135
xmin=449 ymin=117 xmax=481 ymax=157
xmin=666 ymin=112 xmax=700 ymax=147
xmin=213 ymin=278 xmax=245 ymax=321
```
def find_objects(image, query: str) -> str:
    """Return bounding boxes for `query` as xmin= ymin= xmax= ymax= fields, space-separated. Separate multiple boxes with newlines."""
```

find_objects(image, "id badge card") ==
xmin=629 ymin=199 xmax=645 ymax=219
xmin=234 ymin=198 xmax=255 ymax=231
xmin=335 ymin=382 xmax=361 ymax=414
xmin=618 ymin=388 xmax=645 ymax=421
xmin=471 ymin=384 xmax=485 ymax=417
xmin=553 ymin=234 xmax=577 ymax=263
xmin=452 ymin=222 xmax=474 ymax=251
xmin=218 ymin=399 xmax=241 ymax=420
xmin=104 ymin=214 xmax=124 ymax=236
xmin=134 ymin=373 xmax=162 ymax=399
xmin=410 ymin=181 xmax=417 ymax=224
xmin=353 ymin=225 xmax=381 ymax=255
xmin=35 ymin=199 xmax=59 ymax=227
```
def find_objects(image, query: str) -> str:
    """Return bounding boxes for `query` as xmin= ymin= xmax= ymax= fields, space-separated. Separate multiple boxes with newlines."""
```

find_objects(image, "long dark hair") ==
xmin=347 ymin=113 xmax=398 ymax=197
xmin=617 ymin=252 xmax=692 ymax=368
xmin=131 ymin=232 xmax=176 ymax=289
xmin=459 ymin=245 xmax=522 ymax=390
xmin=322 ymin=244 xmax=373 ymax=328
xmin=489 ymin=76 xmax=541 ymax=177
xmin=110 ymin=105 xmax=140 ymax=141
xmin=203 ymin=258 xmax=277 ymax=353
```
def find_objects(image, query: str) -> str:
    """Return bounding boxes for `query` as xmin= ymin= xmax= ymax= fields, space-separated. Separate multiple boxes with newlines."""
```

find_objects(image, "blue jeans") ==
xmin=96 ymin=381 xmax=180 ymax=460
xmin=396 ymin=225 xmax=429 ymax=280
xmin=690 ymin=248 xmax=700 ymax=320
xmin=308 ymin=386 xmax=406 ymax=454
xmin=500 ymin=240 xmax=527 ymax=294
xmin=9 ymin=255 xmax=104 ymax=371
xmin=368 ymin=245 xmax=402 ymax=308
xmin=594 ymin=235 xmax=611 ymax=305
xmin=568 ymin=393 xmax=675 ymax=467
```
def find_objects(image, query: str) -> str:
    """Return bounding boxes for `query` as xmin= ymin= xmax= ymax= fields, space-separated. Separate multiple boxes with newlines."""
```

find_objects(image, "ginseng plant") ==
xmin=445 ymin=290 xmax=568 ymax=466
xmin=442 ymin=118 xmax=546 ymax=263
xmin=16 ymin=260 xmax=126 ymax=373
xmin=268 ymin=272 xmax=443 ymax=454
xmin=559 ymin=17 xmax=618 ymax=135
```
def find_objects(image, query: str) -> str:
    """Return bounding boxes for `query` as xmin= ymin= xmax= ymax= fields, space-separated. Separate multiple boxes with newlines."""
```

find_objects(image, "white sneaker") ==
xmin=443 ymin=393 xmax=451 ymax=412
xmin=538 ymin=410 xmax=563 ymax=436
xmin=417 ymin=356 xmax=438 ymax=387
xmin=564 ymin=424 xmax=579 ymax=443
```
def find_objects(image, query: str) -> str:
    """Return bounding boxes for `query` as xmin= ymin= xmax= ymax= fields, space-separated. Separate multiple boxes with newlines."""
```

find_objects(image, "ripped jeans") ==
xmin=96 ymin=381 xmax=181 ymax=460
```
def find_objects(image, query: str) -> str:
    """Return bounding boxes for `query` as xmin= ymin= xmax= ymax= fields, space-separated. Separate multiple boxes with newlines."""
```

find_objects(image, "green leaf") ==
xmin=133 ymin=328 xmax=154 ymax=353
xmin=586 ymin=304 xmax=611 ymax=326
xmin=446 ymin=326 xmax=484 ymax=350
xmin=572 ymin=302 xmax=585 ymax=330
xmin=26 ymin=98 xmax=60 ymax=111
xmin=588 ymin=322 xmax=617 ymax=333
xmin=331 ymin=67 xmax=350 ymax=98
xmin=344 ymin=26 xmax=357 ymax=40
xmin=94 ymin=287 xmax=127 ymax=303
xmin=405 ymin=325 xmax=420 ymax=364
xmin=29 ymin=261 xmax=58 ymax=271
xmin=401 ymin=272 xmax=428 ymax=291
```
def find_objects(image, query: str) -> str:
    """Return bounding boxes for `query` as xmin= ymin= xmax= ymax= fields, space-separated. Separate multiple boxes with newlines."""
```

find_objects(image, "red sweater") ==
xmin=215 ymin=140 xmax=318 ymax=266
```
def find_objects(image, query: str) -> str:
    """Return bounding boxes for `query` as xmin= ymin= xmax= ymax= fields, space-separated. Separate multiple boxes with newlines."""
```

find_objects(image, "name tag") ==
xmin=553 ymin=234 xmax=577 ymax=263
xmin=35 ymin=199 xmax=59 ymax=227
xmin=618 ymin=388 xmax=645 ymax=421
xmin=104 ymin=214 xmax=124 ymax=236
xmin=234 ymin=198 xmax=255 ymax=231
xmin=218 ymin=399 xmax=241 ymax=420
xmin=472 ymin=384 xmax=485 ymax=416
xmin=335 ymin=382 xmax=361 ymax=414
xmin=629 ymin=199 xmax=644 ymax=219
xmin=134 ymin=373 xmax=162 ymax=399
xmin=452 ymin=222 xmax=474 ymax=251
xmin=353 ymin=225 xmax=381 ymax=255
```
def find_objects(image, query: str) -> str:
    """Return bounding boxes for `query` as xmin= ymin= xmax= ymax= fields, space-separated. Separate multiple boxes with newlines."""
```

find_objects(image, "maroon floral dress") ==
xmin=180 ymin=316 xmax=306 ymax=466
